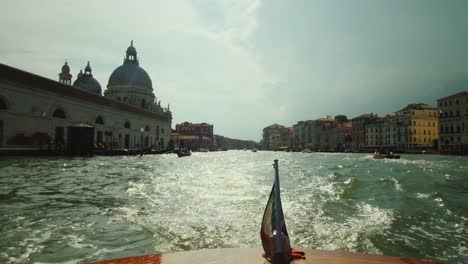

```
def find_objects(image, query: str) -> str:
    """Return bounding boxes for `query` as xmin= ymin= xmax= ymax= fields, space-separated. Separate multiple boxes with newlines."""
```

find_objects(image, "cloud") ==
xmin=0 ymin=0 xmax=275 ymax=140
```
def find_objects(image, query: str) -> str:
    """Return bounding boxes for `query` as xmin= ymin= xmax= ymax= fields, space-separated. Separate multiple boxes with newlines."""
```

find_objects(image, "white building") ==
xmin=0 ymin=41 xmax=172 ymax=151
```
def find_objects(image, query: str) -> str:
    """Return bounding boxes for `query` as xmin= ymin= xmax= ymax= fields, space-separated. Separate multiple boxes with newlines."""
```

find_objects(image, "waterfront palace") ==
xmin=0 ymin=41 xmax=172 ymax=150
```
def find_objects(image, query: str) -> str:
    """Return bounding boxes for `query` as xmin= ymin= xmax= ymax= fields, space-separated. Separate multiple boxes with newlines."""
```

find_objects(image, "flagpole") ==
xmin=273 ymin=159 xmax=286 ymax=264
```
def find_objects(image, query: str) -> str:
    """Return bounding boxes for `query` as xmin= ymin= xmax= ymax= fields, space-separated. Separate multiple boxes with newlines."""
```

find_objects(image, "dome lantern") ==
xmin=84 ymin=61 xmax=92 ymax=75
xmin=124 ymin=40 xmax=139 ymax=65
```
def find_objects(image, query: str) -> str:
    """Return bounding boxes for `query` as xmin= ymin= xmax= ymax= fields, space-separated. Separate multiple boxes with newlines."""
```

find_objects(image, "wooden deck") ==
xmin=89 ymin=248 xmax=442 ymax=264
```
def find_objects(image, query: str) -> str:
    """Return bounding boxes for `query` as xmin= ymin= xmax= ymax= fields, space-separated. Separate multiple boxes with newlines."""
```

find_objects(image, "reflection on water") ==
xmin=0 ymin=151 xmax=467 ymax=263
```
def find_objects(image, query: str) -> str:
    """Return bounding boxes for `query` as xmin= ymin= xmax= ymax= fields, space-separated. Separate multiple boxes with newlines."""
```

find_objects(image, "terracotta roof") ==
xmin=351 ymin=114 xmax=373 ymax=120
xmin=0 ymin=63 xmax=171 ymax=121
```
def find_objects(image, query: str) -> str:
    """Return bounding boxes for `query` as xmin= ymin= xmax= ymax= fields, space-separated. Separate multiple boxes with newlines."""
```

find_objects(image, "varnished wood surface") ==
xmin=88 ymin=248 xmax=442 ymax=264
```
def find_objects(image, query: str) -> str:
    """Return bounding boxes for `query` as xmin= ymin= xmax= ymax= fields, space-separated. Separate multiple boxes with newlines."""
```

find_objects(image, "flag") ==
xmin=260 ymin=160 xmax=305 ymax=263
xmin=260 ymin=169 xmax=291 ymax=264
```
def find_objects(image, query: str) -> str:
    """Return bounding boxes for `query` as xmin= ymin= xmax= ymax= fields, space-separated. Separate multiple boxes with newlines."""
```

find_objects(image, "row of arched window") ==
xmin=50 ymin=107 xmax=150 ymax=131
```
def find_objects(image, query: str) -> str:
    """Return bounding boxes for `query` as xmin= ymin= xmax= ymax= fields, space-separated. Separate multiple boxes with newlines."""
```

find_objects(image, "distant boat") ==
xmin=373 ymin=152 xmax=400 ymax=159
xmin=193 ymin=148 xmax=209 ymax=152
xmin=176 ymin=149 xmax=191 ymax=157
xmin=251 ymin=148 xmax=257 ymax=152
xmin=301 ymin=149 xmax=312 ymax=153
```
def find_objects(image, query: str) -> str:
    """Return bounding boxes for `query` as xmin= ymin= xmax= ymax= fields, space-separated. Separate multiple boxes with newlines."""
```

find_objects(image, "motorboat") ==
xmin=373 ymin=152 xmax=400 ymax=159
xmin=176 ymin=149 xmax=191 ymax=157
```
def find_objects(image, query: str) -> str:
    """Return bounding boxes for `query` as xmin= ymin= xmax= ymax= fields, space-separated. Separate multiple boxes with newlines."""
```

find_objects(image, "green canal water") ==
xmin=0 ymin=151 xmax=467 ymax=263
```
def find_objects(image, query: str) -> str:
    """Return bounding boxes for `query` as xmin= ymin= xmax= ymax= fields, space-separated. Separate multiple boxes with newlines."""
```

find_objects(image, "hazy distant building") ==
xmin=173 ymin=122 xmax=214 ymax=149
xmin=437 ymin=92 xmax=468 ymax=154
xmin=262 ymin=124 xmax=292 ymax=150
xmin=214 ymin=135 xmax=257 ymax=150
xmin=0 ymin=41 xmax=172 ymax=150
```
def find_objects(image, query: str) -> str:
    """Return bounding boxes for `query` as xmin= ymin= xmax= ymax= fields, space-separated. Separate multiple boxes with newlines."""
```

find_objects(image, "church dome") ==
xmin=107 ymin=41 xmax=153 ymax=90
xmin=108 ymin=63 xmax=152 ymax=89
xmin=73 ymin=62 xmax=102 ymax=95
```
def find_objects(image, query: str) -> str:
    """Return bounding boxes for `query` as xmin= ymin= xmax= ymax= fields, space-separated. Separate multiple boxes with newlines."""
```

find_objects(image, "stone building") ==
xmin=262 ymin=124 xmax=291 ymax=150
xmin=364 ymin=104 xmax=438 ymax=152
xmin=326 ymin=115 xmax=352 ymax=151
xmin=351 ymin=114 xmax=378 ymax=152
xmin=394 ymin=104 xmax=438 ymax=152
xmin=365 ymin=118 xmax=385 ymax=150
xmin=173 ymin=122 xmax=214 ymax=149
xmin=292 ymin=116 xmax=351 ymax=151
xmin=437 ymin=91 xmax=468 ymax=154
xmin=0 ymin=41 xmax=172 ymax=150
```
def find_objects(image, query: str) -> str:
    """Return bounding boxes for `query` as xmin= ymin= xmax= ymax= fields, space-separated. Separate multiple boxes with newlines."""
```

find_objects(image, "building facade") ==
xmin=173 ymin=122 xmax=214 ymax=149
xmin=351 ymin=114 xmax=378 ymax=151
xmin=0 ymin=42 xmax=172 ymax=151
xmin=437 ymin=91 xmax=468 ymax=154
xmin=363 ymin=104 xmax=438 ymax=152
xmin=262 ymin=124 xmax=292 ymax=150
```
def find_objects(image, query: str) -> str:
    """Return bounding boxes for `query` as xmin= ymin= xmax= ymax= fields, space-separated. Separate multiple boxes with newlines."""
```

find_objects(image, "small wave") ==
xmin=379 ymin=177 xmax=404 ymax=192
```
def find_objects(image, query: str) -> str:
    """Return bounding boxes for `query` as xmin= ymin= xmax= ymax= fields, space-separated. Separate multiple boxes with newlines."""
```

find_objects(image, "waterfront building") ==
xmin=437 ymin=91 xmax=468 ymax=154
xmin=394 ymin=104 xmax=438 ymax=152
xmin=213 ymin=135 xmax=257 ymax=150
xmin=0 ymin=42 xmax=172 ymax=151
xmin=292 ymin=116 xmax=351 ymax=151
xmin=173 ymin=122 xmax=214 ymax=149
xmin=364 ymin=104 xmax=438 ymax=152
xmin=365 ymin=118 xmax=385 ymax=150
xmin=262 ymin=124 xmax=292 ymax=150
xmin=292 ymin=121 xmax=306 ymax=150
xmin=326 ymin=115 xmax=352 ymax=151
xmin=351 ymin=114 xmax=378 ymax=152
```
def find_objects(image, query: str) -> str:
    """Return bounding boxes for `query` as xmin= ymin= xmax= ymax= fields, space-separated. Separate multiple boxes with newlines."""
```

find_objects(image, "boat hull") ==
xmin=88 ymin=248 xmax=440 ymax=264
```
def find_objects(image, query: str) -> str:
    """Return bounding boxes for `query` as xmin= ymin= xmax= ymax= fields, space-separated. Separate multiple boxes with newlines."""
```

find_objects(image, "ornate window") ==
xmin=52 ymin=108 xmax=66 ymax=119
xmin=124 ymin=121 xmax=131 ymax=129
xmin=96 ymin=116 xmax=104 ymax=125
xmin=0 ymin=96 xmax=7 ymax=110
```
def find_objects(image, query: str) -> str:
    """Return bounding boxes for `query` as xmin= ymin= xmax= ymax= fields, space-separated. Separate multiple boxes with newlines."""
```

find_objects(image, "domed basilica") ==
xmin=0 ymin=41 xmax=172 ymax=151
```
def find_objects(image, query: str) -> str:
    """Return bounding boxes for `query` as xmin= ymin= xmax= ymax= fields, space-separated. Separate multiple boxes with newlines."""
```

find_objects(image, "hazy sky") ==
xmin=2 ymin=0 xmax=468 ymax=141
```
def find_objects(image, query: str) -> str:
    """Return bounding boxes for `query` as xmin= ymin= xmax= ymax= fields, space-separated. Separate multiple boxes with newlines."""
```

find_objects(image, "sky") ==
xmin=2 ymin=0 xmax=468 ymax=141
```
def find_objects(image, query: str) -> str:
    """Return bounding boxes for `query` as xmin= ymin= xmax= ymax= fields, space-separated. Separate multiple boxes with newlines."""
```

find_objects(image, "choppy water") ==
xmin=0 ymin=151 xmax=467 ymax=264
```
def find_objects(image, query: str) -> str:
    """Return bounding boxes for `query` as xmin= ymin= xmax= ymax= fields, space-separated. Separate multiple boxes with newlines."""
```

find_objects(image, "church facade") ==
xmin=0 ymin=41 xmax=172 ymax=151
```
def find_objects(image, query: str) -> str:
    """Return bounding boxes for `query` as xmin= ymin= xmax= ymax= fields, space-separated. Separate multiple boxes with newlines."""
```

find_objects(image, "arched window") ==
xmin=52 ymin=108 xmax=66 ymax=119
xmin=0 ymin=96 xmax=7 ymax=110
xmin=124 ymin=121 xmax=131 ymax=129
xmin=141 ymin=99 xmax=146 ymax=109
xmin=95 ymin=116 xmax=104 ymax=125
xmin=145 ymin=125 xmax=150 ymax=132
